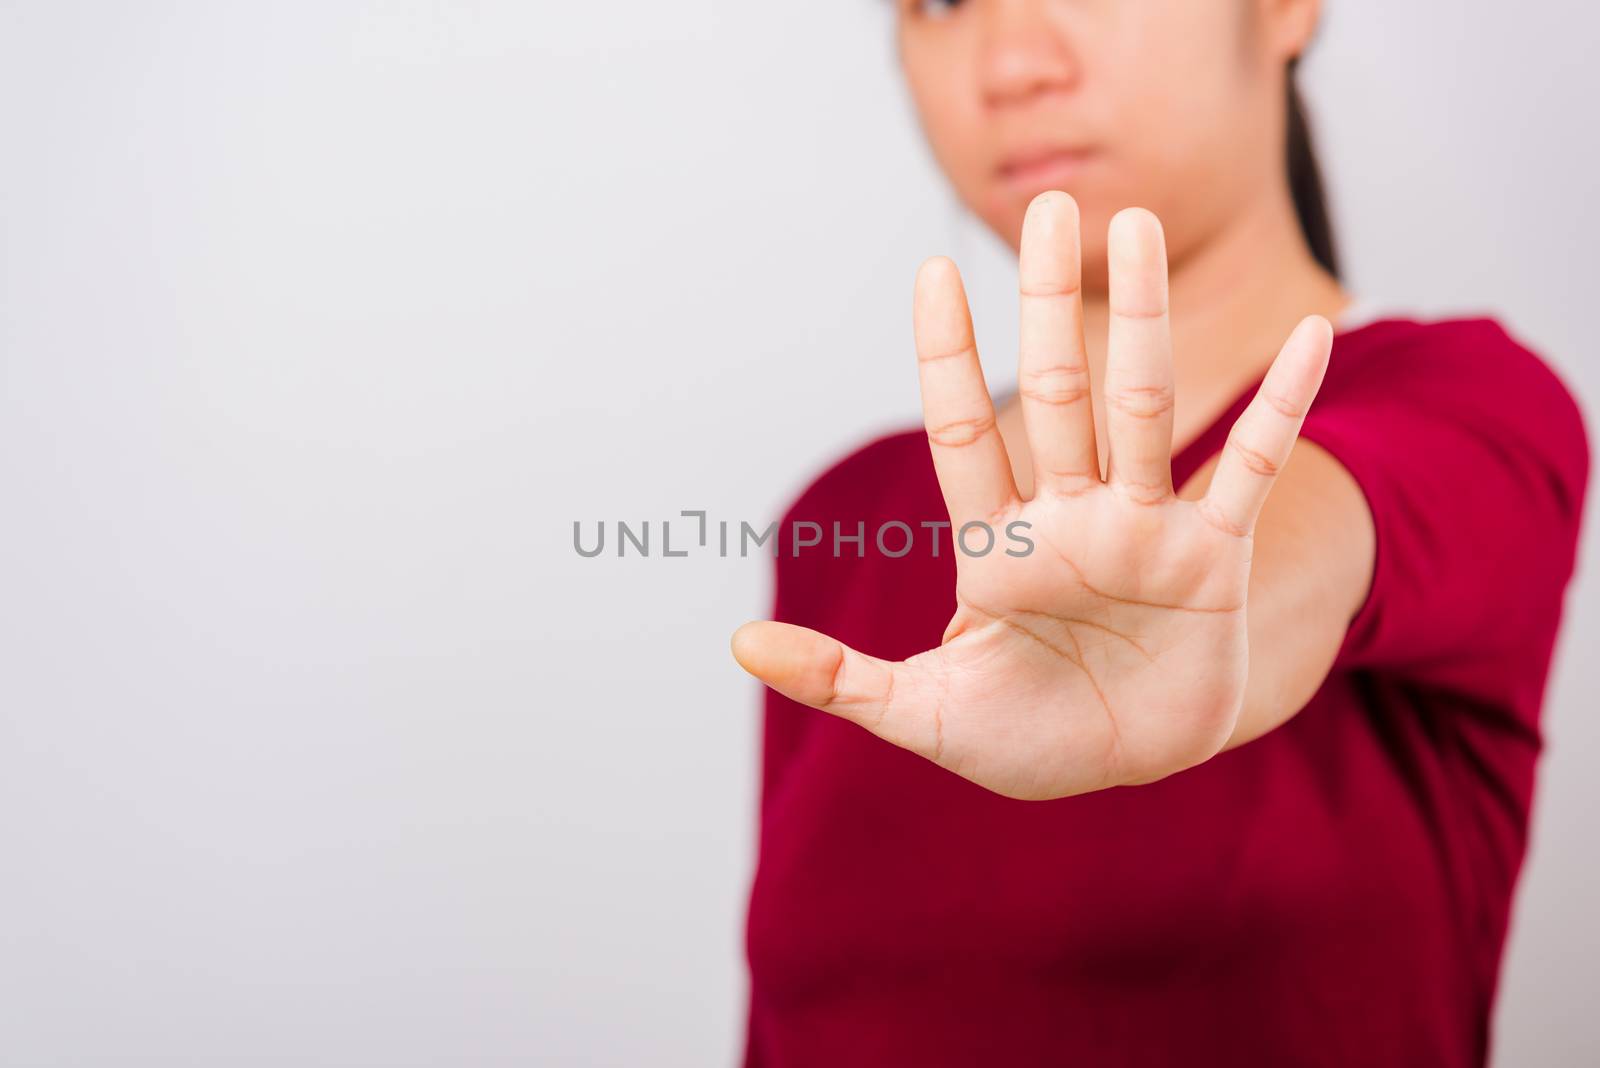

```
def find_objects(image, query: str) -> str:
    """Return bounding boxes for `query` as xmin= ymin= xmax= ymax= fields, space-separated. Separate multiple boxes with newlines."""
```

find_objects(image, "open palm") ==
xmin=732 ymin=193 xmax=1333 ymax=800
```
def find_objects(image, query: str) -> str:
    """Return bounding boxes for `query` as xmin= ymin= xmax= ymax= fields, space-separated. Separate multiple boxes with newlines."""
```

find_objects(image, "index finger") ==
xmin=913 ymin=256 xmax=1020 ymax=527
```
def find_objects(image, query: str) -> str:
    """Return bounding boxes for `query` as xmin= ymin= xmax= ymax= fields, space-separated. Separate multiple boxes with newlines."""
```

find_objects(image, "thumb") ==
xmin=730 ymin=621 xmax=929 ymax=754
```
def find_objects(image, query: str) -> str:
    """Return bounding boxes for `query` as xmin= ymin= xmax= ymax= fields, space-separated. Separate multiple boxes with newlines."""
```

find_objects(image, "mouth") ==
xmin=995 ymin=146 xmax=1100 ymax=196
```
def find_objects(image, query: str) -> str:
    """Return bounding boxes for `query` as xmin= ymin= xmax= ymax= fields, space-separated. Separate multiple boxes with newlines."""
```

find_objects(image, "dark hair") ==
xmin=1285 ymin=59 xmax=1339 ymax=279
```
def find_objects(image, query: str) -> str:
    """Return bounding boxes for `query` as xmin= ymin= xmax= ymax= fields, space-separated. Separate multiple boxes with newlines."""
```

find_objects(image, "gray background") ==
xmin=1 ymin=1 xmax=1594 ymax=1065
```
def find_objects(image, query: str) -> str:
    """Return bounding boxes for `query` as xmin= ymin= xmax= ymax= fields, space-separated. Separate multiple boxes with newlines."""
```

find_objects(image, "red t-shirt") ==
xmin=742 ymin=317 xmax=1590 ymax=1067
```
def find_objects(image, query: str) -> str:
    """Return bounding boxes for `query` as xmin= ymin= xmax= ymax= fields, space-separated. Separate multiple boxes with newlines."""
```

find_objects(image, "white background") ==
xmin=1 ymin=2 xmax=1595 ymax=1065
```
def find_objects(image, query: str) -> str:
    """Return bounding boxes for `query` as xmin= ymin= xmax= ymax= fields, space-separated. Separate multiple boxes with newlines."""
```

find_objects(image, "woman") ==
xmin=731 ymin=1 xmax=1590 ymax=1065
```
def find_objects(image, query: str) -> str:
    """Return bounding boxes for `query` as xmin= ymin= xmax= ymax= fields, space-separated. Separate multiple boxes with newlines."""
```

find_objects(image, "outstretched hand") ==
xmin=732 ymin=193 xmax=1333 ymax=800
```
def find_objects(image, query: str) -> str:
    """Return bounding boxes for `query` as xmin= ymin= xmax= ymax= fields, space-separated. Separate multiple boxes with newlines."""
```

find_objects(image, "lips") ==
xmin=996 ymin=146 xmax=1099 ymax=195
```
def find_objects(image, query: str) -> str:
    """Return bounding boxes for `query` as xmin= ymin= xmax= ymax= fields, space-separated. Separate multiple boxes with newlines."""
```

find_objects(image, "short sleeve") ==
xmin=1295 ymin=320 xmax=1590 ymax=693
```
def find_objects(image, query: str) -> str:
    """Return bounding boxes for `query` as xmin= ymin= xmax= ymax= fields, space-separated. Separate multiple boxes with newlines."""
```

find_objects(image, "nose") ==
xmin=977 ymin=0 xmax=1079 ymax=108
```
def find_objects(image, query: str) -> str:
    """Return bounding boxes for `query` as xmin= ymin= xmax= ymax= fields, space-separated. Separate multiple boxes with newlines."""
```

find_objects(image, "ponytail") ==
xmin=1285 ymin=59 xmax=1340 ymax=280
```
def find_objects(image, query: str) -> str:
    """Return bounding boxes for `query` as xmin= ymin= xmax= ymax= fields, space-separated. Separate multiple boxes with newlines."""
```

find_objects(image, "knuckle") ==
xmin=1019 ymin=281 xmax=1082 ymax=299
xmin=1226 ymin=434 xmax=1282 ymax=477
xmin=1197 ymin=497 xmax=1251 ymax=539
xmin=1263 ymin=390 xmax=1306 ymax=419
xmin=1040 ymin=470 xmax=1100 ymax=498
xmin=926 ymin=414 xmax=997 ymax=448
xmin=1107 ymin=384 xmax=1175 ymax=420
xmin=1020 ymin=365 xmax=1091 ymax=406
xmin=1111 ymin=477 xmax=1168 ymax=507
xmin=1110 ymin=303 xmax=1168 ymax=321
xmin=918 ymin=342 xmax=977 ymax=365
xmin=825 ymin=644 xmax=847 ymax=708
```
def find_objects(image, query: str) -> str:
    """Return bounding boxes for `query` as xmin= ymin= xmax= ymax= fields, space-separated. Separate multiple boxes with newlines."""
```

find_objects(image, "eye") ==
xmin=911 ymin=0 xmax=966 ymax=19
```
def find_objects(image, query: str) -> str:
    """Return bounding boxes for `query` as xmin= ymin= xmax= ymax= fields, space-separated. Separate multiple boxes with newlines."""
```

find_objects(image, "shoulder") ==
xmin=1293 ymin=317 xmax=1592 ymax=679
xmin=1328 ymin=317 xmax=1584 ymax=428
xmin=1319 ymin=316 xmax=1590 ymax=511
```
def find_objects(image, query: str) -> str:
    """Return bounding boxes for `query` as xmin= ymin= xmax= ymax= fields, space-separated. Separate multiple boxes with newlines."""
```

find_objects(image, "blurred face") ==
xmin=896 ymin=0 xmax=1316 ymax=287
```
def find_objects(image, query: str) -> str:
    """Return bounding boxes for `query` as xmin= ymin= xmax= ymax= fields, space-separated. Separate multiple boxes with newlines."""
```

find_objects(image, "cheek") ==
xmin=906 ymin=63 xmax=989 ymax=187
xmin=1094 ymin=8 xmax=1251 ymax=173
xmin=1101 ymin=61 xmax=1249 ymax=201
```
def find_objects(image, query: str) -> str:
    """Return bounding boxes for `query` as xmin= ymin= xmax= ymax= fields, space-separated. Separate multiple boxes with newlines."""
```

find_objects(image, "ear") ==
xmin=1257 ymin=0 xmax=1323 ymax=62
